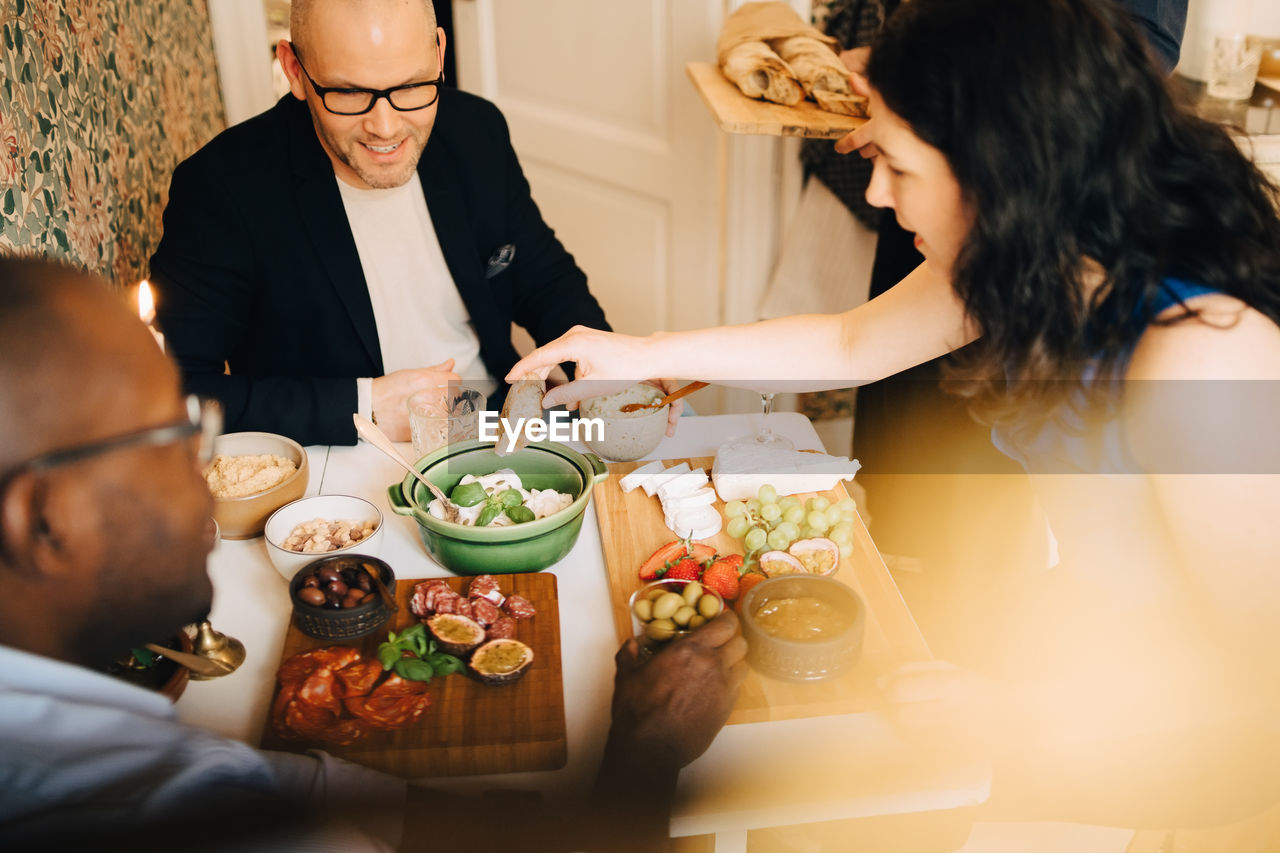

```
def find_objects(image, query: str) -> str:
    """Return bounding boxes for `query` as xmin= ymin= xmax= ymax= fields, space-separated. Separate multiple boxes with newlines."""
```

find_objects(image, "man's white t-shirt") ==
xmin=336 ymin=174 xmax=495 ymax=418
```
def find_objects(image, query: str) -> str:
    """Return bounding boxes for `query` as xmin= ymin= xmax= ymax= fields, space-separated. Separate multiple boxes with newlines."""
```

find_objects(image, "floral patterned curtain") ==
xmin=0 ymin=0 xmax=225 ymax=288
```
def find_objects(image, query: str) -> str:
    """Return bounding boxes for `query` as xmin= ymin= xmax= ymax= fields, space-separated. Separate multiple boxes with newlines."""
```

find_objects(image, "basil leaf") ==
xmin=394 ymin=657 xmax=435 ymax=682
xmin=449 ymin=481 xmax=488 ymax=507
xmin=476 ymin=503 xmax=502 ymax=527
xmin=427 ymin=653 xmax=464 ymax=676
xmin=377 ymin=643 xmax=400 ymax=671
xmin=497 ymin=488 xmax=524 ymax=509
xmin=507 ymin=505 xmax=536 ymax=524
xmin=400 ymin=623 xmax=426 ymax=643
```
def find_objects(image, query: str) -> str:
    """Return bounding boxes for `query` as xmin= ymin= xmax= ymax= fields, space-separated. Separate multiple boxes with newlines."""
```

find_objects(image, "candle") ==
xmin=137 ymin=280 xmax=166 ymax=353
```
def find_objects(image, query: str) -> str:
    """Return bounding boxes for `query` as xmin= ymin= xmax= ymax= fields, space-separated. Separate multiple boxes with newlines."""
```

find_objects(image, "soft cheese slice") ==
xmin=661 ymin=486 xmax=717 ymax=515
xmin=620 ymin=460 xmax=665 ymax=494
xmin=642 ymin=462 xmax=690 ymax=497
xmin=656 ymin=468 xmax=709 ymax=503
xmin=668 ymin=505 xmax=723 ymax=540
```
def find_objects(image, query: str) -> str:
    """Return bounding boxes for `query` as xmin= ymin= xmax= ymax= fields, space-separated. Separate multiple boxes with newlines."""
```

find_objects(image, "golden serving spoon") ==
xmin=144 ymin=642 xmax=235 ymax=678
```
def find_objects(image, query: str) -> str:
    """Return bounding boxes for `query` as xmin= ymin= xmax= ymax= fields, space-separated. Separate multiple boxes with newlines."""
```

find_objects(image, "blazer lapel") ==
xmin=417 ymin=132 xmax=498 ymax=327
xmin=286 ymin=102 xmax=382 ymax=370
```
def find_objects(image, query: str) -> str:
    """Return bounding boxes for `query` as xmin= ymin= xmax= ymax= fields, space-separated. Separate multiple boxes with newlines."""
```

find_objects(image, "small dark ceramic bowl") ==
xmin=106 ymin=631 xmax=192 ymax=702
xmin=387 ymin=439 xmax=608 ymax=575
xmin=289 ymin=555 xmax=396 ymax=641
xmin=739 ymin=575 xmax=866 ymax=682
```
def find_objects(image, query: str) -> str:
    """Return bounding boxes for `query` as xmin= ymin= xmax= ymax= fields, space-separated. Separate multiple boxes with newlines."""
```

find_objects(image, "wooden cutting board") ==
xmin=593 ymin=457 xmax=932 ymax=726
xmin=687 ymin=61 xmax=867 ymax=139
xmin=259 ymin=573 xmax=566 ymax=778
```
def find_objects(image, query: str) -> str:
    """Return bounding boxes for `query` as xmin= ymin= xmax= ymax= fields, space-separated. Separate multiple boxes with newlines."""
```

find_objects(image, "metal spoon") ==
xmin=144 ymin=642 xmax=235 ymax=678
xmin=618 ymin=381 xmax=709 ymax=413
xmin=352 ymin=414 xmax=461 ymax=522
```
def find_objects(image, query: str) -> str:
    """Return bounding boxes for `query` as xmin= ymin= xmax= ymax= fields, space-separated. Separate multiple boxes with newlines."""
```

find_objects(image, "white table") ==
xmin=179 ymin=413 xmax=988 ymax=850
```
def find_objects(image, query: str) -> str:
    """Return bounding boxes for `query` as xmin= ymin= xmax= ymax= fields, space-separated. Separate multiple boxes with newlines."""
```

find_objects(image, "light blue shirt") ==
xmin=0 ymin=644 xmax=404 ymax=850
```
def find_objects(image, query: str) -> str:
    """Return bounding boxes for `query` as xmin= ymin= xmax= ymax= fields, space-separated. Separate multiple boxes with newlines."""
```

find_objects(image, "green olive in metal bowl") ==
xmin=387 ymin=439 xmax=608 ymax=575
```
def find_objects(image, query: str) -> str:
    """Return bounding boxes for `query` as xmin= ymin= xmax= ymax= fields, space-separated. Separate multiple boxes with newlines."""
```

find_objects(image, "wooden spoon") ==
xmin=144 ymin=643 xmax=235 ymax=678
xmin=618 ymin=381 xmax=709 ymax=413
xmin=352 ymin=414 xmax=461 ymax=523
xmin=362 ymin=561 xmax=399 ymax=615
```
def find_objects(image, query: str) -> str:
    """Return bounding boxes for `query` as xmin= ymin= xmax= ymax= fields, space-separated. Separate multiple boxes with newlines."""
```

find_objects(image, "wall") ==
xmin=0 ymin=0 xmax=225 ymax=288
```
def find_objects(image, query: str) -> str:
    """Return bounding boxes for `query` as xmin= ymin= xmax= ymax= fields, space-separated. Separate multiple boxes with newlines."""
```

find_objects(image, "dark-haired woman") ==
xmin=509 ymin=0 xmax=1280 ymax=825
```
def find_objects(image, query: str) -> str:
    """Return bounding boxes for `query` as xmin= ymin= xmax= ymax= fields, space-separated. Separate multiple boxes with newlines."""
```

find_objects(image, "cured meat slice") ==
xmin=486 ymin=615 xmax=517 ymax=640
xmin=370 ymin=673 xmax=428 ymax=697
xmin=297 ymin=667 xmax=343 ymax=716
xmin=345 ymin=693 xmax=431 ymax=729
xmin=503 ymin=594 xmax=537 ymax=620
xmin=471 ymin=597 xmax=502 ymax=628
xmin=410 ymin=579 xmax=451 ymax=618
xmin=278 ymin=646 xmax=360 ymax=685
xmin=335 ymin=659 xmax=384 ymax=697
xmin=467 ymin=574 xmax=505 ymax=607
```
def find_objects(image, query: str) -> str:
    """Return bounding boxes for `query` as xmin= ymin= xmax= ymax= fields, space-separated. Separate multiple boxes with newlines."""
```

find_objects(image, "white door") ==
xmin=451 ymin=0 xmax=726 ymax=403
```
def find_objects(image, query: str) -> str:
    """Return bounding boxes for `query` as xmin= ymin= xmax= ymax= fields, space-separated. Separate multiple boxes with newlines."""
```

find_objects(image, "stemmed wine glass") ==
xmin=726 ymin=392 xmax=793 ymax=450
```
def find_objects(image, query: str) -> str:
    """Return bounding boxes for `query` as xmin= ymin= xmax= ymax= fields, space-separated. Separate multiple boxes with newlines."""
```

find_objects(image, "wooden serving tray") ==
xmin=260 ymin=573 xmax=566 ymax=778
xmin=687 ymin=61 xmax=867 ymax=139
xmin=594 ymin=457 xmax=931 ymax=726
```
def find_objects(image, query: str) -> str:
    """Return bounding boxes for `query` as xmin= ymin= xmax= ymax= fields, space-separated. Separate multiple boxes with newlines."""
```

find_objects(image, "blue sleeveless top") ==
xmin=990 ymin=278 xmax=1219 ymax=475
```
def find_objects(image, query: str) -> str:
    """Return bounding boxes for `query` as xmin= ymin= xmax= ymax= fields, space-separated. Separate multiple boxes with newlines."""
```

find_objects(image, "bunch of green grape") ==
xmin=723 ymin=484 xmax=859 ymax=559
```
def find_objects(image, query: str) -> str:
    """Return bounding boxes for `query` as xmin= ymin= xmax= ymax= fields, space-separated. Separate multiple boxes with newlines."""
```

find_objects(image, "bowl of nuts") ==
xmin=289 ymin=554 xmax=396 ymax=641
xmin=629 ymin=578 xmax=724 ymax=653
xmin=264 ymin=495 xmax=384 ymax=581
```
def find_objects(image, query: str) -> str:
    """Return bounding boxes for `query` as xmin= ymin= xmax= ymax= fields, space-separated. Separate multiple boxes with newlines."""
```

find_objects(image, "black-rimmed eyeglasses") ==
xmin=11 ymin=395 xmax=223 ymax=475
xmin=291 ymin=44 xmax=444 ymax=116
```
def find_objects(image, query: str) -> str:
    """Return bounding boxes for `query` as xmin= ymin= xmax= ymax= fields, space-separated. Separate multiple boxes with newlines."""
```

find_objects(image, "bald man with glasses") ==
xmin=149 ymin=0 xmax=610 ymax=447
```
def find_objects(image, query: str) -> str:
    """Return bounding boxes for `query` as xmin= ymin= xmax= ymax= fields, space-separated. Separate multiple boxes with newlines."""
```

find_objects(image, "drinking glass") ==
xmin=407 ymin=383 xmax=484 ymax=460
xmin=724 ymin=392 xmax=794 ymax=450
xmin=1208 ymin=33 xmax=1263 ymax=102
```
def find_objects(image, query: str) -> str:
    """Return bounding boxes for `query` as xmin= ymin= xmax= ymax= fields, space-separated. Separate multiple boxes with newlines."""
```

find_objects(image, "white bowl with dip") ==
xmin=578 ymin=383 xmax=669 ymax=462
xmin=739 ymin=575 xmax=865 ymax=682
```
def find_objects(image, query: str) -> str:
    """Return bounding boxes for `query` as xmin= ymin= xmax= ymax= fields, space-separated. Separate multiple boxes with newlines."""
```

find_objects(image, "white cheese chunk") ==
xmin=619 ymin=460 xmax=665 ymax=494
xmin=641 ymin=462 xmax=690 ymax=497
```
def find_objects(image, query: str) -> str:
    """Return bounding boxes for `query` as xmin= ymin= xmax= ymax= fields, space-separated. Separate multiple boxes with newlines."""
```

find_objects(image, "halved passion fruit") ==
xmin=469 ymin=638 xmax=534 ymax=685
xmin=758 ymin=550 xmax=806 ymax=577
xmin=788 ymin=538 xmax=840 ymax=576
xmin=426 ymin=614 xmax=486 ymax=657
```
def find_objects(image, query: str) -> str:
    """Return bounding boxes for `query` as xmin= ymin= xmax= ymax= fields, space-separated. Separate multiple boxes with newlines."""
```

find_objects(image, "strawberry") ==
xmin=733 ymin=570 xmax=768 ymax=613
xmin=701 ymin=554 xmax=743 ymax=601
xmin=664 ymin=557 xmax=703 ymax=583
xmin=638 ymin=540 xmax=717 ymax=581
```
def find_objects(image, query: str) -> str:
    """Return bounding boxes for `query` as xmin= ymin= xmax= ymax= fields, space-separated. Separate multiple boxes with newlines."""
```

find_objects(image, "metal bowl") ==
xmin=739 ymin=575 xmax=866 ymax=682
xmin=387 ymin=439 xmax=608 ymax=575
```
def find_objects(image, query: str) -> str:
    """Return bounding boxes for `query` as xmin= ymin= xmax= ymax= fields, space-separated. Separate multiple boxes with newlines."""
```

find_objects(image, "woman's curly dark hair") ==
xmin=866 ymin=0 xmax=1280 ymax=427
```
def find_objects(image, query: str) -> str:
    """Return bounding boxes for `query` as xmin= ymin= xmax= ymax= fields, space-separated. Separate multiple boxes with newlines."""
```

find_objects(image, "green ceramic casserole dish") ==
xmin=387 ymin=439 xmax=608 ymax=575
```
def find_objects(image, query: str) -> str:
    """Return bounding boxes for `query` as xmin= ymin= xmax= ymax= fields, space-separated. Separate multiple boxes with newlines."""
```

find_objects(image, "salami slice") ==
xmin=334 ymin=659 xmax=383 ymax=697
xmin=410 ymin=579 xmax=451 ymax=618
xmin=297 ymin=667 xmax=343 ymax=716
xmin=278 ymin=646 xmax=360 ymax=685
xmin=471 ymin=597 xmax=502 ymax=628
xmin=486 ymin=615 xmax=517 ymax=640
xmin=503 ymin=594 xmax=537 ymax=620
xmin=467 ymin=574 xmax=505 ymax=607
xmin=370 ymin=673 xmax=429 ymax=697
xmin=345 ymin=694 xmax=431 ymax=729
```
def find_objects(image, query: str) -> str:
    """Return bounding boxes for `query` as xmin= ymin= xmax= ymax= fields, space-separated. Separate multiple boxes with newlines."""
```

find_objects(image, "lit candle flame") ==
xmin=138 ymin=279 xmax=156 ymax=324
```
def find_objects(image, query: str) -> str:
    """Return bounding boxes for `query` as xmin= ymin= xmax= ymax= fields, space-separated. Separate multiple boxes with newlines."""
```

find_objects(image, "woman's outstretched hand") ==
xmin=506 ymin=326 xmax=658 ymax=412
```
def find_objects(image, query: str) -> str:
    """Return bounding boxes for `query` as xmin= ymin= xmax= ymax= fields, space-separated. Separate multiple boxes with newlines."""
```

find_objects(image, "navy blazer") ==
xmin=150 ymin=90 xmax=608 ymax=446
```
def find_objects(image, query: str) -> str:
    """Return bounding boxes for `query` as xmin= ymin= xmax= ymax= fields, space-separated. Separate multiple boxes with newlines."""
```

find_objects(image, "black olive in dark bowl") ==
xmin=289 ymin=555 xmax=396 ymax=640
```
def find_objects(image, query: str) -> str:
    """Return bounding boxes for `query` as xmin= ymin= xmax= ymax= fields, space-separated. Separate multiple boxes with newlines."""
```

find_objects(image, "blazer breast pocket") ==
xmin=484 ymin=243 xmax=516 ymax=279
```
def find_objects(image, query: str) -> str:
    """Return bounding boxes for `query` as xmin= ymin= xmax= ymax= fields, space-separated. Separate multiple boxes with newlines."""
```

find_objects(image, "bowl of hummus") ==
xmin=739 ymin=574 xmax=865 ymax=681
xmin=204 ymin=432 xmax=308 ymax=539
